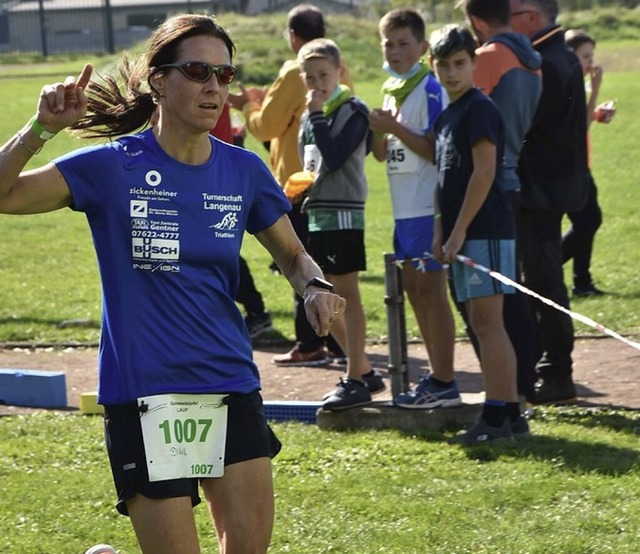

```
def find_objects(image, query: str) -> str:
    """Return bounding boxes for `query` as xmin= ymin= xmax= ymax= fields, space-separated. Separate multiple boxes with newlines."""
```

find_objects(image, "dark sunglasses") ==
xmin=154 ymin=61 xmax=237 ymax=85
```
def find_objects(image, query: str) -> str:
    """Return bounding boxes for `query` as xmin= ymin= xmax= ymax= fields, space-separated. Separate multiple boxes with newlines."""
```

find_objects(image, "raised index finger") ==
xmin=75 ymin=64 xmax=93 ymax=90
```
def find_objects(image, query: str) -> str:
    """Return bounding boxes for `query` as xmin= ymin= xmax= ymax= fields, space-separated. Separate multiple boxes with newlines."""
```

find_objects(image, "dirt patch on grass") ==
xmin=1 ymin=336 xmax=638 ymax=416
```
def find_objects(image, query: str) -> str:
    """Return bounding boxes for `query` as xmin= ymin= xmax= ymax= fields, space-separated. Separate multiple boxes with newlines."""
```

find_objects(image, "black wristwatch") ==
xmin=304 ymin=277 xmax=334 ymax=293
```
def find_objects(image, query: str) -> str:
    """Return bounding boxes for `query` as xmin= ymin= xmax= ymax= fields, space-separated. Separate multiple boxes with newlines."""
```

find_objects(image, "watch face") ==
xmin=305 ymin=277 xmax=334 ymax=291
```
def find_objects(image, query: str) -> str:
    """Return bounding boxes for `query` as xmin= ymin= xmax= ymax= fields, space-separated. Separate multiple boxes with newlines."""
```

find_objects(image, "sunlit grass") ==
xmin=1 ymin=408 xmax=639 ymax=553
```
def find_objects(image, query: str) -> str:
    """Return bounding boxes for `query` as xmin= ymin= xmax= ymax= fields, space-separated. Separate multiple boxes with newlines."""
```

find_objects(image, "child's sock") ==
xmin=482 ymin=400 xmax=507 ymax=427
xmin=430 ymin=376 xmax=453 ymax=388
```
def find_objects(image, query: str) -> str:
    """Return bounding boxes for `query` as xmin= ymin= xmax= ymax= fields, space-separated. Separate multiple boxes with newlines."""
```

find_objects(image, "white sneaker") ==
xmin=85 ymin=545 xmax=117 ymax=554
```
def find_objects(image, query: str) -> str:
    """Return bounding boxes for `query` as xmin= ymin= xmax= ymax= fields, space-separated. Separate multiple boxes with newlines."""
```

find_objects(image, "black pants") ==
xmin=562 ymin=171 xmax=602 ymax=289
xmin=236 ymin=256 xmax=266 ymax=316
xmin=519 ymin=207 xmax=574 ymax=380
xmin=289 ymin=201 xmax=344 ymax=355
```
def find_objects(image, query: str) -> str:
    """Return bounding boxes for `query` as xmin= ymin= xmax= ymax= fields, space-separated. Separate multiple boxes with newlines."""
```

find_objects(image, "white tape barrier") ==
xmin=389 ymin=253 xmax=640 ymax=353
xmin=455 ymin=255 xmax=640 ymax=353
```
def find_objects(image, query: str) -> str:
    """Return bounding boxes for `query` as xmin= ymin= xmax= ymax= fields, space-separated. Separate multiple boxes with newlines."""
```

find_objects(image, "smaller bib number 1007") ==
xmin=138 ymin=393 xmax=228 ymax=482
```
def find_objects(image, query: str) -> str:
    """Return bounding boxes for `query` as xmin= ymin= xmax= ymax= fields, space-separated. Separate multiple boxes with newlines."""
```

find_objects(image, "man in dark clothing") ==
xmin=461 ymin=0 xmax=542 ymax=402
xmin=510 ymin=0 xmax=589 ymax=404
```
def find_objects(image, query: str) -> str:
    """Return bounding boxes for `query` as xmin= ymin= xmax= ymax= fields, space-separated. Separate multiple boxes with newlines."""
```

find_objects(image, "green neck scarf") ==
xmin=381 ymin=60 xmax=430 ymax=107
xmin=323 ymin=85 xmax=352 ymax=117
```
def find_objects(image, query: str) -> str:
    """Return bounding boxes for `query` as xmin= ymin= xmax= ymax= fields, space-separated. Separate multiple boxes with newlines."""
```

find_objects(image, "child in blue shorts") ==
xmin=369 ymin=7 xmax=459 ymax=410
xmin=430 ymin=24 xmax=527 ymax=444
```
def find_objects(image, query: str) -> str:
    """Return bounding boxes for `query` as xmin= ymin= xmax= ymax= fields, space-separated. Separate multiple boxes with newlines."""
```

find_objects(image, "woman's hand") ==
xmin=304 ymin=290 xmax=346 ymax=337
xmin=36 ymin=64 xmax=93 ymax=135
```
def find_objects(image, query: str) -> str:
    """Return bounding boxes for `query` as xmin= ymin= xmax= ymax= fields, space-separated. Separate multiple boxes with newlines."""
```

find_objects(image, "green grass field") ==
xmin=1 ymin=9 xmax=640 ymax=553
xmin=1 ymin=410 xmax=639 ymax=553
xmin=0 ymin=45 xmax=639 ymax=344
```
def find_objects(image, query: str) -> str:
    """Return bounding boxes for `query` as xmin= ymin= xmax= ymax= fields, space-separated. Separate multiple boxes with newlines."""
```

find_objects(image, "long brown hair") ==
xmin=71 ymin=14 xmax=235 ymax=139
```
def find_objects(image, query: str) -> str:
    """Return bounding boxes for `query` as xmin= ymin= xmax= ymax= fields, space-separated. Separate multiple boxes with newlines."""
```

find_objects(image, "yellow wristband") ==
xmin=30 ymin=116 xmax=57 ymax=140
xmin=434 ymin=212 xmax=442 ymax=220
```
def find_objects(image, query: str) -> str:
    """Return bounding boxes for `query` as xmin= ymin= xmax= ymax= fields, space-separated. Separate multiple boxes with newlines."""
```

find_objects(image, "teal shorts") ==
xmin=451 ymin=239 xmax=515 ymax=302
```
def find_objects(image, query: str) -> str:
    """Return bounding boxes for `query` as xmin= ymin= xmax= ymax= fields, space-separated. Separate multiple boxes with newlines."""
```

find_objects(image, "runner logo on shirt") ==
xmin=210 ymin=212 xmax=238 ymax=231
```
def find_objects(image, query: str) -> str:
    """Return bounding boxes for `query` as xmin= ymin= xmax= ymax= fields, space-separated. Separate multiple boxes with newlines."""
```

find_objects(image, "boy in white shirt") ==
xmin=369 ymin=7 xmax=460 ymax=409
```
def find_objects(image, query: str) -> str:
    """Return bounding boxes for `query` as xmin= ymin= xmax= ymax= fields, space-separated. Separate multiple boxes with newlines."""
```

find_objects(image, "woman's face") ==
xmin=152 ymin=35 xmax=232 ymax=135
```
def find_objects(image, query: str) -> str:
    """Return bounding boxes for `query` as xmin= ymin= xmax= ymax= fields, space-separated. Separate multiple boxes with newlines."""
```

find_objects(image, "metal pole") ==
xmin=37 ymin=0 xmax=47 ymax=57
xmin=383 ymin=253 xmax=409 ymax=400
xmin=104 ymin=0 xmax=115 ymax=54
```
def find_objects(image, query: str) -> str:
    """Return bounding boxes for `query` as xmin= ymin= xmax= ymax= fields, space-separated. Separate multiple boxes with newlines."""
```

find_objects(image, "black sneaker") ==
xmin=533 ymin=377 xmax=577 ymax=405
xmin=364 ymin=369 xmax=386 ymax=395
xmin=510 ymin=415 xmax=532 ymax=439
xmin=322 ymin=369 xmax=386 ymax=400
xmin=322 ymin=378 xmax=372 ymax=411
xmin=572 ymin=283 xmax=605 ymax=298
xmin=245 ymin=312 xmax=273 ymax=338
xmin=449 ymin=417 xmax=514 ymax=445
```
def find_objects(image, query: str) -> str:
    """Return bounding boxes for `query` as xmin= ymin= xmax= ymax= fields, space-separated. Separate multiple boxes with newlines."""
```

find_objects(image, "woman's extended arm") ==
xmin=255 ymin=214 xmax=346 ymax=336
xmin=0 ymin=65 xmax=92 ymax=214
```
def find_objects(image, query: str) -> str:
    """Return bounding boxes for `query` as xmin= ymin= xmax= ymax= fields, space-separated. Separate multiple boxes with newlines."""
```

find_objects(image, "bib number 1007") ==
xmin=138 ymin=393 xmax=228 ymax=481
xmin=158 ymin=418 xmax=212 ymax=444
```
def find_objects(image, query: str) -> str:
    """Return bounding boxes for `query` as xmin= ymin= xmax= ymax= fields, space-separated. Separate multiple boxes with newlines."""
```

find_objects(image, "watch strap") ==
xmin=304 ymin=277 xmax=334 ymax=292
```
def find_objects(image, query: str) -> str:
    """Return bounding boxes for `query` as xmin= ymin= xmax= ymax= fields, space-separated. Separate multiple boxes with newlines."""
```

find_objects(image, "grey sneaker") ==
xmin=394 ymin=374 xmax=462 ymax=409
xmin=245 ymin=312 xmax=273 ymax=338
xmin=322 ymin=369 xmax=385 ymax=400
xmin=85 ymin=546 xmax=116 ymax=554
xmin=510 ymin=415 xmax=531 ymax=439
xmin=322 ymin=378 xmax=372 ymax=411
xmin=449 ymin=417 xmax=514 ymax=446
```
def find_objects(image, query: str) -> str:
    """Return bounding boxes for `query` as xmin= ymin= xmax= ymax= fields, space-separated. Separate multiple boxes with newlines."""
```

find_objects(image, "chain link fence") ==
xmin=2 ymin=0 xmax=636 ymax=57
xmin=0 ymin=0 xmax=256 ymax=56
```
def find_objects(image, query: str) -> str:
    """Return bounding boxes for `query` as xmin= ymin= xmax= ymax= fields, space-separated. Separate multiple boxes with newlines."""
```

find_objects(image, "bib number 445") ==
xmin=387 ymin=147 xmax=406 ymax=164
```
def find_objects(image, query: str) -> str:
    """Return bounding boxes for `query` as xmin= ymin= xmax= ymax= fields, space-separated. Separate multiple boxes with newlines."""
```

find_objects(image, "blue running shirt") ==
xmin=55 ymin=129 xmax=291 ymax=404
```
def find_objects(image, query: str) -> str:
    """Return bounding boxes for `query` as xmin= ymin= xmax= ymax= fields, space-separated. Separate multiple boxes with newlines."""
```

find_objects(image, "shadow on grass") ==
xmin=493 ymin=434 xmax=638 ymax=475
xmin=406 ymin=426 xmax=640 ymax=475
xmin=433 ymin=407 xmax=640 ymax=474
xmin=532 ymin=406 xmax=640 ymax=436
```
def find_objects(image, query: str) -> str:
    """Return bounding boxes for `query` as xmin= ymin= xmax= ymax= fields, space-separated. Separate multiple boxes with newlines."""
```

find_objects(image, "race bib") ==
xmin=303 ymin=144 xmax=323 ymax=175
xmin=138 ymin=393 xmax=228 ymax=482
xmin=386 ymin=136 xmax=419 ymax=175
